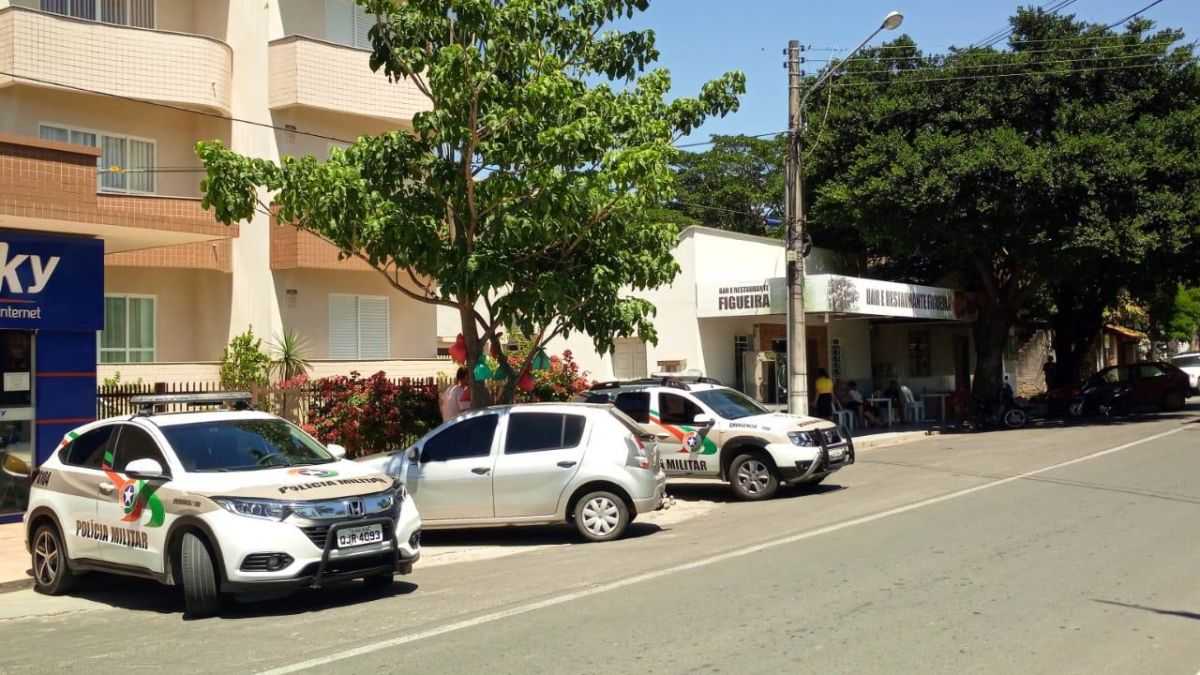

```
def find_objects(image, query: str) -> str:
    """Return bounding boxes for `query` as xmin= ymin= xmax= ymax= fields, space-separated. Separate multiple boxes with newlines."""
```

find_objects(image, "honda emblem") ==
xmin=347 ymin=498 xmax=364 ymax=517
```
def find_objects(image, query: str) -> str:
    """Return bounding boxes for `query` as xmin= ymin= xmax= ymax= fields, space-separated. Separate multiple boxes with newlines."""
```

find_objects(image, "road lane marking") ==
xmin=259 ymin=425 xmax=1186 ymax=675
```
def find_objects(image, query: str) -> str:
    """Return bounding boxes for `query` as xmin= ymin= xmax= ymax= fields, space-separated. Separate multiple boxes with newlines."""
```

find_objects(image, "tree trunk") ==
xmin=459 ymin=304 xmax=492 ymax=408
xmin=970 ymin=307 xmax=1012 ymax=408
xmin=1048 ymin=285 xmax=1108 ymax=389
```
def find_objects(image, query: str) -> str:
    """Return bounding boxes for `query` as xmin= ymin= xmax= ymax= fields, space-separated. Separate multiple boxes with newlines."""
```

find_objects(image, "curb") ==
xmin=854 ymin=430 xmax=939 ymax=452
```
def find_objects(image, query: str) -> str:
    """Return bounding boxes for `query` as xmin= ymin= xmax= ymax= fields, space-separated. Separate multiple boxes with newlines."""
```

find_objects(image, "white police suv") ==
xmin=24 ymin=393 xmax=420 ymax=617
xmin=582 ymin=377 xmax=853 ymax=500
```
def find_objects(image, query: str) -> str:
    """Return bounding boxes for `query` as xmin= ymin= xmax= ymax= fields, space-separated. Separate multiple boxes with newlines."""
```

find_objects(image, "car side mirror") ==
xmin=408 ymin=446 xmax=420 ymax=462
xmin=693 ymin=413 xmax=715 ymax=427
xmin=124 ymin=458 xmax=168 ymax=481
xmin=327 ymin=444 xmax=347 ymax=460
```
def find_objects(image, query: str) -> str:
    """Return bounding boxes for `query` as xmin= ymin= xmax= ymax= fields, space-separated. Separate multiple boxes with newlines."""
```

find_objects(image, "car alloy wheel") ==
xmin=581 ymin=496 xmax=620 ymax=536
xmin=33 ymin=529 xmax=59 ymax=587
xmin=736 ymin=459 xmax=771 ymax=495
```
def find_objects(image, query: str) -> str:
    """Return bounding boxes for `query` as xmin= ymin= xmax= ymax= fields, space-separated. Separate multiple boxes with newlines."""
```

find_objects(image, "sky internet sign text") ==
xmin=0 ymin=232 xmax=103 ymax=332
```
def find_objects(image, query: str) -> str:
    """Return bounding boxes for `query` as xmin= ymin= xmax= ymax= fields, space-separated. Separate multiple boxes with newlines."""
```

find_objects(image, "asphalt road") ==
xmin=2 ymin=409 xmax=1199 ymax=675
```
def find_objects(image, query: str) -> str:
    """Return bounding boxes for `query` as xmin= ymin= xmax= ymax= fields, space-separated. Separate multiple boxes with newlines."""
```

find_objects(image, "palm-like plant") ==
xmin=270 ymin=330 xmax=312 ymax=382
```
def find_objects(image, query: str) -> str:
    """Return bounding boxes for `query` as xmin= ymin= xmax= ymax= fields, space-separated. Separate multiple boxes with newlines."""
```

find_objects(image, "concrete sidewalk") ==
xmin=0 ymin=429 xmax=933 ymax=593
xmin=0 ymin=520 xmax=29 ymax=593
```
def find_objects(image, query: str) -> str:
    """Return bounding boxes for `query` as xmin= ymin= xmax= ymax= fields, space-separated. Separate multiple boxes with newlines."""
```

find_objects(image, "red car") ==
xmin=1075 ymin=362 xmax=1192 ymax=416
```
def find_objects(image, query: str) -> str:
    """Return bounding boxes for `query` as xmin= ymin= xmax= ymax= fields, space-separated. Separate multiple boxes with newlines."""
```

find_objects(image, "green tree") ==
xmin=219 ymin=327 xmax=271 ymax=391
xmin=671 ymin=134 xmax=786 ymax=236
xmin=810 ymin=10 xmax=1200 ymax=403
xmin=197 ymin=0 xmax=743 ymax=404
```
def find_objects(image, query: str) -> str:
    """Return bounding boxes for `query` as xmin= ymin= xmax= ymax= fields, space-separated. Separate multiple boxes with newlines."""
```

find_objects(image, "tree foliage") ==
xmin=808 ymin=10 xmax=1200 ymax=400
xmin=219 ymin=327 xmax=271 ymax=391
xmin=671 ymin=134 xmax=786 ymax=237
xmin=196 ymin=0 xmax=744 ymax=404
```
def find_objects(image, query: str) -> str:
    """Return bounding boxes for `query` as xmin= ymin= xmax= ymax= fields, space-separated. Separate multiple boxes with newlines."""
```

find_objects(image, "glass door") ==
xmin=0 ymin=331 xmax=34 ymax=517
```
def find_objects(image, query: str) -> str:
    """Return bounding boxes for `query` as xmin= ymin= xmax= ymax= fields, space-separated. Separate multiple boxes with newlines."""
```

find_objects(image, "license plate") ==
xmin=828 ymin=447 xmax=846 ymax=460
xmin=336 ymin=524 xmax=384 ymax=548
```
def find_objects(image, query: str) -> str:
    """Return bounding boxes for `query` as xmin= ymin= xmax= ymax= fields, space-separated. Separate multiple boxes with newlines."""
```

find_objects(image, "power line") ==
xmin=822 ymin=51 xmax=1178 ymax=83
xmin=808 ymin=30 xmax=1181 ymax=53
xmin=1105 ymin=0 xmax=1168 ymax=30
xmin=973 ymin=0 xmax=1082 ymax=49
xmin=802 ymin=37 xmax=1183 ymax=67
xmin=827 ymin=59 xmax=1193 ymax=89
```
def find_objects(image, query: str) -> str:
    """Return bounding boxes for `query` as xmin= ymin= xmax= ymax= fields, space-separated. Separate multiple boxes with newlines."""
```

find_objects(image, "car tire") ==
xmin=729 ymin=452 xmax=779 ymax=501
xmin=180 ymin=532 xmax=222 ymax=618
xmin=363 ymin=572 xmax=394 ymax=590
xmin=1003 ymin=408 xmax=1027 ymax=428
xmin=573 ymin=490 xmax=630 ymax=542
xmin=1161 ymin=390 xmax=1185 ymax=412
xmin=31 ymin=523 xmax=75 ymax=596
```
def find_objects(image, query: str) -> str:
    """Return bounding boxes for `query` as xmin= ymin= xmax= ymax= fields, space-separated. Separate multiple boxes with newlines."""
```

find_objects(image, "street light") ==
xmin=784 ymin=11 xmax=903 ymax=417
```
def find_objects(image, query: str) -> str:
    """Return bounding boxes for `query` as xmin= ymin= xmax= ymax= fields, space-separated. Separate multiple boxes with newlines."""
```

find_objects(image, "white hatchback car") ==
xmin=360 ymin=403 xmax=665 ymax=541
xmin=24 ymin=393 xmax=421 ymax=617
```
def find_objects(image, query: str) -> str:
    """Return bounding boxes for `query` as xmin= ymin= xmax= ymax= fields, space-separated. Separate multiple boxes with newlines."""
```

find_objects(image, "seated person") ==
xmin=844 ymin=381 xmax=882 ymax=427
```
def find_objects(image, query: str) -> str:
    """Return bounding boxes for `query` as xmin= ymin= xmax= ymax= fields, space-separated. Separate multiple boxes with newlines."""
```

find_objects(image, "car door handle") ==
xmin=556 ymin=461 xmax=577 ymax=469
xmin=471 ymin=467 xmax=491 ymax=475
xmin=98 ymin=482 xmax=115 ymax=496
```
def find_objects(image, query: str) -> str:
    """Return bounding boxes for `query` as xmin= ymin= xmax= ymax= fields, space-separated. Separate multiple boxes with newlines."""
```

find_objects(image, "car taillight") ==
xmin=626 ymin=435 xmax=653 ymax=470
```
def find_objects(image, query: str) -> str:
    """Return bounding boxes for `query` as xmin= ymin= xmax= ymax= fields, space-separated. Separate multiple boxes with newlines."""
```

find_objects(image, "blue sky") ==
xmin=620 ymin=0 xmax=1200 ymax=144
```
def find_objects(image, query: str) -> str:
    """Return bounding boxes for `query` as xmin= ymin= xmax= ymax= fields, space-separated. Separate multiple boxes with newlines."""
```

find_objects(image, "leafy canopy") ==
xmin=197 ymin=0 xmax=743 ymax=401
xmin=806 ymin=9 xmax=1200 ymax=397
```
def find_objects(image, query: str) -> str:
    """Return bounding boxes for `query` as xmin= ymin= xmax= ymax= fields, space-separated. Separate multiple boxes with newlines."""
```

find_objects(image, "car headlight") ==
xmin=213 ymin=497 xmax=291 ymax=521
xmin=393 ymin=479 xmax=408 ymax=504
xmin=787 ymin=431 xmax=817 ymax=447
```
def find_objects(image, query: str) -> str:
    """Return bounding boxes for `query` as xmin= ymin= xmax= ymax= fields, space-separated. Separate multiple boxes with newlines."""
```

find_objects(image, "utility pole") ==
xmin=785 ymin=39 xmax=809 ymax=416
xmin=782 ymin=12 xmax=903 ymax=417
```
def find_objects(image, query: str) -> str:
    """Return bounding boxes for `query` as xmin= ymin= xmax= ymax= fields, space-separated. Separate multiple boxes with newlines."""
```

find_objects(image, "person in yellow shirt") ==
xmin=812 ymin=368 xmax=834 ymax=420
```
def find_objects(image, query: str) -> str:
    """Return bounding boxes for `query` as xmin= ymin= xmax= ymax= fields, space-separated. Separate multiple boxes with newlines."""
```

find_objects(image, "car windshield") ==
xmin=693 ymin=388 xmax=769 ymax=420
xmin=159 ymin=419 xmax=334 ymax=473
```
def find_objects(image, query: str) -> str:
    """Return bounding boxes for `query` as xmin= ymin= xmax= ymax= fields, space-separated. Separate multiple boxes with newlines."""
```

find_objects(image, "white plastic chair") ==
xmin=900 ymin=386 xmax=926 ymax=422
xmin=831 ymin=397 xmax=856 ymax=432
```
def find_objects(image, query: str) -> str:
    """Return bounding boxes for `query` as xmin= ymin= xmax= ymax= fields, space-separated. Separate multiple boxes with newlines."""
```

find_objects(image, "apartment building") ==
xmin=0 ymin=0 xmax=447 ymax=518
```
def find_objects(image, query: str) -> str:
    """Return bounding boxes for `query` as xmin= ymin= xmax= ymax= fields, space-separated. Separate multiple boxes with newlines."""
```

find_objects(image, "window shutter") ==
xmin=325 ymin=0 xmax=354 ymax=46
xmin=329 ymin=295 xmax=359 ymax=359
xmin=358 ymin=296 xmax=389 ymax=359
xmin=353 ymin=5 xmax=374 ymax=49
xmin=100 ymin=0 xmax=125 ymax=25
xmin=129 ymin=0 xmax=153 ymax=28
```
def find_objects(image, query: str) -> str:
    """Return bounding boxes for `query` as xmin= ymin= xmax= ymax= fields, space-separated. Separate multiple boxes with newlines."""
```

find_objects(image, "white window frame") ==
xmin=39 ymin=0 xmax=157 ymax=29
xmin=99 ymin=294 xmax=157 ymax=364
xmin=39 ymin=122 xmax=157 ymax=195
xmin=328 ymin=293 xmax=391 ymax=360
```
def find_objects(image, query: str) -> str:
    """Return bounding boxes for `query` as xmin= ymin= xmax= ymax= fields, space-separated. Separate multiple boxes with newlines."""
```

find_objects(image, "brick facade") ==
xmin=270 ymin=209 xmax=372 ymax=271
xmin=0 ymin=133 xmax=235 ymax=241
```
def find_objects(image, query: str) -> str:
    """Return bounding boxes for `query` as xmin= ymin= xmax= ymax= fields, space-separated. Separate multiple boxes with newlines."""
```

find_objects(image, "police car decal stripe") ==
xmin=648 ymin=409 xmax=719 ymax=455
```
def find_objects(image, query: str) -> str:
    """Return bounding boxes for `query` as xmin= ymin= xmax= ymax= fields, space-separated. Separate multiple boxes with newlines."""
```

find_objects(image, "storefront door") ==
xmin=0 ymin=331 xmax=34 ymax=518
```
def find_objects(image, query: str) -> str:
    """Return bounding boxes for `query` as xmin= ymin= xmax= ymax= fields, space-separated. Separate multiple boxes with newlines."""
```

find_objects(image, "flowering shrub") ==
xmin=305 ymin=371 xmax=440 ymax=458
xmin=510 ymin=350 xmax=591 ymax=403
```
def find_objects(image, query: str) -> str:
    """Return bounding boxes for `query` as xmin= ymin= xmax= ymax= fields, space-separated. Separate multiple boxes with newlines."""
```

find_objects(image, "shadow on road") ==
xmin=421 ymin=521 xmax=661 ymax=547
xmin=666 ymin=480 xmax=844 ymax=504
xmin=1094 ymin=599 xmax=1200 ymax=621
xmin=932 ymin=407 xmax=1198 ymax=437
xmin=53 ymin=569 xmax=419 ymax=619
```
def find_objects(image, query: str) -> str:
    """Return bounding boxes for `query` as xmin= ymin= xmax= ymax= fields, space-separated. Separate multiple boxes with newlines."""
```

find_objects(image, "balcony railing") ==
xmin=268 ymin=35 xmax=431 ymax=125
xmin=0 ymin=6 xmax=233 ymax=114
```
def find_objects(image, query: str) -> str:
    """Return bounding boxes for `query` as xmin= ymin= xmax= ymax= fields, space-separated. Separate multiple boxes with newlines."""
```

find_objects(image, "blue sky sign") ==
xmin=0 ymin=231 xmax=103 ymax=332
